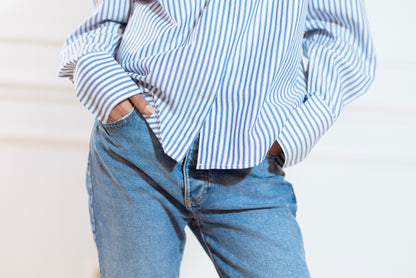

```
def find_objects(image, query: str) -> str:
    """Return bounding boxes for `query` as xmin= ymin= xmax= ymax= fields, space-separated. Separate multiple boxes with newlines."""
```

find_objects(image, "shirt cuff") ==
xmin=73 ymin=52 xmax=142 ymax=123
xmin=275 ymin=93 xmax=334 ymax=168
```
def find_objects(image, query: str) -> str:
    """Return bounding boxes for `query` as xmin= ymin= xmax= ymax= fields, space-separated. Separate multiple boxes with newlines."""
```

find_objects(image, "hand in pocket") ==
xmin=108 ymin=94 xmax=156 ymax=123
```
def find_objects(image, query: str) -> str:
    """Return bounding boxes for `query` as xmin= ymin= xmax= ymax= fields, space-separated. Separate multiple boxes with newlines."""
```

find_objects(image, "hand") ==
xmin=107 ymin=94 xmax=155 ymax=123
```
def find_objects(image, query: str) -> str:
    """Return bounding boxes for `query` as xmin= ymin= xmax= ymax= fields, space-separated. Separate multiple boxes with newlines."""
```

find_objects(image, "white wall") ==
xmin=0 ymin=1 xmax=414 ymax=277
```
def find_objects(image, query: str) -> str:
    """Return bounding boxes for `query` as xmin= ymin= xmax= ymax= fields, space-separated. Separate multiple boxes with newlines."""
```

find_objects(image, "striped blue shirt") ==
xmin=58 ymin=0 xmax=376 ymax=170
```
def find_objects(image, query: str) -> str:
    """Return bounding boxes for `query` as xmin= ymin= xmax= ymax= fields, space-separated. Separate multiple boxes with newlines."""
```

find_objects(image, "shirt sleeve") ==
xmin=276 ymin=0 xmax=377 ymax=168
xmin=57 ymin=0 xmax=141 ymax=123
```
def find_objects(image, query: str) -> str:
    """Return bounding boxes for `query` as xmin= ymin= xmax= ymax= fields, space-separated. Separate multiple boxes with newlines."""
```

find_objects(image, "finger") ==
xmin=129 ymin=94 xmax=155 ymax=115
xmin=113 ymin=99 xmax=134 ymax=115
xmin=108 ymin=99 xmax=134 ymax=122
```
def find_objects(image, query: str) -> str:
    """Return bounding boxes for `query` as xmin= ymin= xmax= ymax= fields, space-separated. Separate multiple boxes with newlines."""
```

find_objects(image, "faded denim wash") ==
xmin=86 ymin=107 xmax=310 ymax=277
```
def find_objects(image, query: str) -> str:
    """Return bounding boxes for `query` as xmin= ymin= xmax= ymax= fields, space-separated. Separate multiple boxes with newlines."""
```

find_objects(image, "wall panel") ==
xmin=0 ymin=0 xmax=415 ymax=277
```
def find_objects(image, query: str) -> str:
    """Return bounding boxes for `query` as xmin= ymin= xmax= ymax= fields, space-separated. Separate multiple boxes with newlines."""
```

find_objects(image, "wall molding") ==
xmin=0 ymin=134 xmax=88 ymax=149
xmin=0 ymin=36 xmax=63 ymax=47
xmin=0 ymin=80 xmax=73 ymax=92
xmin=0 ymin=80 xmax=76 ymax=104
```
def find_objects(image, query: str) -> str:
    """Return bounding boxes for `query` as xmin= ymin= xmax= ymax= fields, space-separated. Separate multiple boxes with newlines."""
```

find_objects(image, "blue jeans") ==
xmin=86 ymin=107 xmax=310 ymax=278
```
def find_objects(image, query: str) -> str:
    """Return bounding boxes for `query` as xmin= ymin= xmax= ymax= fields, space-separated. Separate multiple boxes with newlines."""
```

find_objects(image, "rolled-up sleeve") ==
xmin=58 ymin=0 xmax=142 ymax=123
xmin=276 ymin=0 xmax=377 ymax=168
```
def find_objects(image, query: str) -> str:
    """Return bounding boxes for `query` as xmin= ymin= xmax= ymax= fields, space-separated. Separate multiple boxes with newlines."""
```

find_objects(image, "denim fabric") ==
xmin=86 ymin=107 xmax=310 ymax=278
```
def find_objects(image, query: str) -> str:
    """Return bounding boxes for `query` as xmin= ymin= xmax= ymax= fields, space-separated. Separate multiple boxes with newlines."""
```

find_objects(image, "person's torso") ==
xmin=116 ymin=0 xmax=308 ymax=169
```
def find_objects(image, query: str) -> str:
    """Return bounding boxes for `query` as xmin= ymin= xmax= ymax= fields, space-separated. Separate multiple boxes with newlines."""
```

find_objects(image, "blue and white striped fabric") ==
xmin=58 ymin=0 xmax=376 ymax=169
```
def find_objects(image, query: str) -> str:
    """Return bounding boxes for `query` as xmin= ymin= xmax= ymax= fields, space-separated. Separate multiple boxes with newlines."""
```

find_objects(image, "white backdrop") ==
xmin=0 ymin=1 xmax=415 ymax=277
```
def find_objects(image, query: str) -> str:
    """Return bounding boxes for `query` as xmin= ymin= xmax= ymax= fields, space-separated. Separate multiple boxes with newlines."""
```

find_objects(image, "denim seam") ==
xmin=87 ymin=157 xmax=97 ymax=239
xmin=288 ymin=183 xmax=298 ymax=216
xmin=195 ymin=217 xmax=225 ymax=278
xmin=87 ymin=156 xmax=104 ymax=277
xmin=185 ymin=171 xmax=210 ymax=205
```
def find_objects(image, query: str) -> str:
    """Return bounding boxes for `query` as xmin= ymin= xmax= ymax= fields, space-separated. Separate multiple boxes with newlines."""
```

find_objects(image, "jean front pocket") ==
xmin=101 ymin=107 xmax=137 ymax=130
